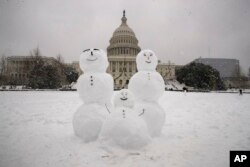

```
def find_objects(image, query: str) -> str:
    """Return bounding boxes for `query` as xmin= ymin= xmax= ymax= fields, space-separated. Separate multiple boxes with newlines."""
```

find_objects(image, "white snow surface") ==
xmin=136 ymin=50 xmax=158 ymax=71
xmin=113 ymin=89 xmax=135 ymax=108
xmin=0 ymin=91 xmax=250 ymax=167
xmin=73 ymin=104 xmax=110 ymax=143
xmin=79 ymin=48 xmax=109 ymax=73
xmin=128 ymin=71 xmax=165 ymax=102
xmin=99 ymin=107 xmax=151 ymax=149
xmin=77 ymin=73 xmax=114 ymax=104
xmin=135 ymin=102 xmax=166 ymax=137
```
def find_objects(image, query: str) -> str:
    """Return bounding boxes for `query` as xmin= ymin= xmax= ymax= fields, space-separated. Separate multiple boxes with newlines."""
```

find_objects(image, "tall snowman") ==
xmin=128 ymin=49 xmax=165 ymax=137
xmin=73 ymin=48 xmax=114 ymax=142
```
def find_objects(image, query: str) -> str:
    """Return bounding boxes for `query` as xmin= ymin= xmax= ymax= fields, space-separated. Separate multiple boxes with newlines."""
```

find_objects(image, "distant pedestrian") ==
xmin=239 ymin=89 xmax=243 ymax=95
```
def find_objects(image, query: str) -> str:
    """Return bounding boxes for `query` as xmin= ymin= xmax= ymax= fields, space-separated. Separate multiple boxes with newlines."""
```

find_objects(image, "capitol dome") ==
xmin=107 ymin=10 xmax=141 ymax=56
xmin=107 ymin=10 xmax=141 ymax=90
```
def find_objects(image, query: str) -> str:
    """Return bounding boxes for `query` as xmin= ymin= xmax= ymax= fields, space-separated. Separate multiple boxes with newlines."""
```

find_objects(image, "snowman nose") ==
xmin=91 ymin=51 xmax=93 ymax=56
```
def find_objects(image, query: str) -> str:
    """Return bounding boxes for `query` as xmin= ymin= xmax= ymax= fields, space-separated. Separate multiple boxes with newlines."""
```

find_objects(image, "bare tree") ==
xmin=56 ymin=54 xmax=64 ymax=64
xmin=0 ymin=55 xmax=12 ymax=85
xmin=55 ymin=54 xmax=67 ymax=85
xmin=0 ymin=54 xmax=6 ymax=75
xmin=248 ymin=67 xmax=250 ymax=78
xmin=29 ymin=47 xmax=44 ymax=66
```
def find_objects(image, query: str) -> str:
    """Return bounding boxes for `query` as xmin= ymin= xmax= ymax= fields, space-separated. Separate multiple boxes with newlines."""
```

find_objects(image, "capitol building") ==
xmin=107 ymin=11 xmax=175 ymax=89
xmin=1 ymin=11 xmax=175 ymax=88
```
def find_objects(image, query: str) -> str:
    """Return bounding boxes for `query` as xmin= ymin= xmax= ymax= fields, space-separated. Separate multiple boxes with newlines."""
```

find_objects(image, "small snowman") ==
xmin=99 ymin=89 xmax=151 ymax=149
xmin=73 ymin=48 xmax=114 ymax=142
xmin=128 ymin=49 xmax=165 ymax=137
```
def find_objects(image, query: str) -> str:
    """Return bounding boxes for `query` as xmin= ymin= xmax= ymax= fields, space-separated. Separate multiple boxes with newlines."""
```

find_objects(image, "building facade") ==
xmin=2 ymin=11 xmax=176 ymax=88
xmin=107 ymin=11 xmax=175 ymax=89
xmin=249 ymin=67 xmax=250 ymax=78
xmin=4 ymin=56 xmax=60 ymax=85
xmin=194 ymin=58 xmax=240 ymax=79
xmin=107 ymin=11 xmax=141 ymax=89
xmin=157 ymin=61 xmax=175 ymax=80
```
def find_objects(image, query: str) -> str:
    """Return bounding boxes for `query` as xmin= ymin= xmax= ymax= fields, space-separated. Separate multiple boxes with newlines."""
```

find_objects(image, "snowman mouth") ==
xmin=145 ymin=60 xmax=151 ymax=63
xmin=120 ymin=97 xmax=128 ymax=101
xmin=87 ymin=57 xmax=98 ymax=61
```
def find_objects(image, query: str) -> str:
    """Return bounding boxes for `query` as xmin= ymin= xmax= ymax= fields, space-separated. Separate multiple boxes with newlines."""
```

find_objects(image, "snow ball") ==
xmin=113 ymin=89 xmax=135 ymax=109
xmin=136 ymin=49 xmax=158 ymax=71
xmin=79 ymin=48 xmax=109 ymax=73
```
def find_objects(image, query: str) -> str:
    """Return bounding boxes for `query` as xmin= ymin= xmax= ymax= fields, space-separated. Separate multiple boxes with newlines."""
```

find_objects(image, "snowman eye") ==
xmin=83 ymin=49 xmax=90 ymax=52
xmin=93 ymin=48 xmax=99 ymax=51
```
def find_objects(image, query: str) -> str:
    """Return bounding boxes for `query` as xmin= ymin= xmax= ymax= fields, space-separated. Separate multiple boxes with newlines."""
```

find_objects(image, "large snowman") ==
xmin=99 ymin=89 xmax=151 ymax=149
xmin=128 ymin=49 xmax=165 ymax=137
xmin=73 ymin=48 xmax=114 ymax=142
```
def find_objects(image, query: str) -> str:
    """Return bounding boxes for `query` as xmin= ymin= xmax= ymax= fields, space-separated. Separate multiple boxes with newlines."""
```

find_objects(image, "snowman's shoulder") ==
xmin=152 ymin=72 xmax=164 ymax=81
xmin=130 ymin=71 xmax=146 ymax=78
xmin=78 ymin=73 xmax=93 ymax=78
xmin=98 ymin=73 xmax=114 ymax=84
xmin=105 ymin=73 xmax=115 ymax=80
xmin=76 ymin=74 xmax=88 ymax=83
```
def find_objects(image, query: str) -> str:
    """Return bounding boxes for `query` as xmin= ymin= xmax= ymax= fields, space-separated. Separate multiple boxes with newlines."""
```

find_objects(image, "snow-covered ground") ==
xmin=0 ymin=91 xmax=249 ymax=167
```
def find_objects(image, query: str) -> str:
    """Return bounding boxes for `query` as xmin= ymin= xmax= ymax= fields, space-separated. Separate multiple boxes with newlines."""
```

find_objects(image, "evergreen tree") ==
xmin=28 ymin=63 xmax=62 ymax=89
xmin=176 ymin=62 xmax=226 ymax=90
xmin=43 ymin=65 xmax=61 ymax=89
xmin=27 ymin=48 xmax=62 ymax=89
xmin=64 ymin=66 xmax=79 ymax=83
xmin=28 ymin=56 xmax=46 ymax=89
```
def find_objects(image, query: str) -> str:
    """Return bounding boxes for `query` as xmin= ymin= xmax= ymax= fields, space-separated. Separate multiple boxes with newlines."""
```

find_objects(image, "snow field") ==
xmin=0 ymin=91 xmax=249 ymax=167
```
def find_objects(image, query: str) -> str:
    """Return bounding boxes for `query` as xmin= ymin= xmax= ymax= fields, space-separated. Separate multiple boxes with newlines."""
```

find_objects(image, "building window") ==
xmin=118 ymin=62 xmax=122 ymax=72
xmin=112 ymin=62 xmax=116 ymax=72
xmin=119 ymin=80 xmax=122 ymax=85
xmin=129 ymin=62 xmax=132 ymax=72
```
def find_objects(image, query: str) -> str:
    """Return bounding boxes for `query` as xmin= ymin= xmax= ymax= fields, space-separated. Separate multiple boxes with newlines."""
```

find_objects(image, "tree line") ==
xmin=0 ymin=48 xmax=79 ymax=89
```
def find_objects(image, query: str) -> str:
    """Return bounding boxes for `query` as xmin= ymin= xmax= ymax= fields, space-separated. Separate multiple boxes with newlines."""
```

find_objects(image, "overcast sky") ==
xmin=0 ymin=0 xmax=249 ymax=73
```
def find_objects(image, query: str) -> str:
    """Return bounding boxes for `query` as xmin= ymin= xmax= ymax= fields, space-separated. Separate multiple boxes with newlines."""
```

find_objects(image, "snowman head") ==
xmin=79 ymin=48 xmax=109 ymax=73
xmin=113 ymin=89 xmax=135 ymax=109
xmin=136 ymin=49 xmax=158 ymax=71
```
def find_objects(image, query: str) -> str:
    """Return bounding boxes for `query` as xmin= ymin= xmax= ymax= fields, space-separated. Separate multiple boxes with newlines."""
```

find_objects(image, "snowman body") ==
xmin=129 ymin=71 xmax=164 ymax=102
xmin=77 ymin=73 xmax=113 ymax=104
xmin=73 ymin=48 xmax=113 ymax=142
xmin=128 ymin=50 xmax=166 ymax=137
xmin=99 ymin=89 xmax=151 ymax=149
xmin=135 ymin=102 xmax=165 ymax=137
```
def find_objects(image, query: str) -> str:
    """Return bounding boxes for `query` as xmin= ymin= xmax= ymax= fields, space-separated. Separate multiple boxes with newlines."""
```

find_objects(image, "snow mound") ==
xmin=72 ymin=103 xmax=109 ymax=142
xmin=128 ymin=71 xmax=165 ymax=102
xmin=99 ymin=107 xmax=151 ymax=149
xmin=135 ymin=102 xmax=166 ymax=137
